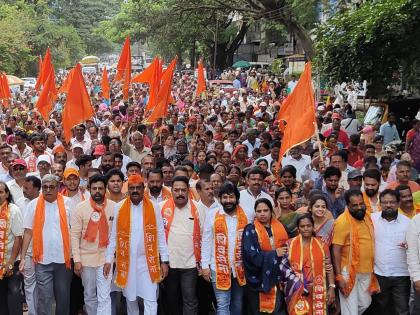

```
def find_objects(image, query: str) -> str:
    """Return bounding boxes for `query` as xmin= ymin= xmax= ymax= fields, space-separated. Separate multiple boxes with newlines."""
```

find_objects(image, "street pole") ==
xmin=213 ymin=15 xmax=218 ymax=79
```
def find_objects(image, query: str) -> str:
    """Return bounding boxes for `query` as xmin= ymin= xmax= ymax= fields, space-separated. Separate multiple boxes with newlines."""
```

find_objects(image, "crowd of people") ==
xmin=0 ymin=66 xmax=420 ymax=315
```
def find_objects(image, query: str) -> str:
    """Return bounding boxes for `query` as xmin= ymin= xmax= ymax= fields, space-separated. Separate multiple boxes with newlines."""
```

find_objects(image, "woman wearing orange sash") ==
xmin=288 ymin=213 xmax=336 ymax=315
xmin=242 ymin=198 xmax=303 ymax=314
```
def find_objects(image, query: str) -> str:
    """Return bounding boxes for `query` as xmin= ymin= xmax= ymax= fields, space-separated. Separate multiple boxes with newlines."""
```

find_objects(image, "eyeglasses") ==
xmin=13 ymin=166 xmax=25 ymax=171
xmin=42 ymin=185 xmax=57 ymax=191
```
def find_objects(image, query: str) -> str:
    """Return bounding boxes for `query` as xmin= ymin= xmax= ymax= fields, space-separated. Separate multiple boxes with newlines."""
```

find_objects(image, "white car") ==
xmin=22 ymin=77 xmax=36 ymax=90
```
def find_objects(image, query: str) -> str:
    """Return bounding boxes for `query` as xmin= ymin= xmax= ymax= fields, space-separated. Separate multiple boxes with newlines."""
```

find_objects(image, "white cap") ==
xmin=72 ymin=143 xmax=84 ymax=152
xmin=259 ymin=102 xmax=267 ymax=107
xmin=36 ymin=155 xmax=51 ymax=165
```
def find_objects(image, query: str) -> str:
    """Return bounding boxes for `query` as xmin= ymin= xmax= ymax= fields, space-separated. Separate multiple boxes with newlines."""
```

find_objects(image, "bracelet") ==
xmin=335 ymin=274 xmax=344 ymax=282
xmin=329 ymin=284 xmax=336 ymax=288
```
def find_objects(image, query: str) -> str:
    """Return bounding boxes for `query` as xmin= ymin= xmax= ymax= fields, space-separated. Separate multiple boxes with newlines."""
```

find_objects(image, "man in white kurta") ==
xmin=105 ymin=174 xmax=169 ymax=315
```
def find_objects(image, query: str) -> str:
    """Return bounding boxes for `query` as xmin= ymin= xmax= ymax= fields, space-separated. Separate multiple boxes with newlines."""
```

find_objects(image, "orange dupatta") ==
xmin=83 ymin=198 xmax=109 ymax=247
xmin=339 ymin=209 xmax=379 ymax=296
xmin=161 ymin=198 xmax=201 ymax=268
xmin=289 ymin=235 xmax=327 ymax=315
xmin=254 ymin=219 xmax=288 ymax=313
xmin=214 ymin=206 xmax=247 ymax=290
xmin=0 ymin=202 xmax=10 ymax=279
xmin=362 ymin=192 xmax=380 ymax=215
xmin=33 ymin=194 xmax=71 ymax=268
xmin=114 ymin=195 xmax=161 ymax=288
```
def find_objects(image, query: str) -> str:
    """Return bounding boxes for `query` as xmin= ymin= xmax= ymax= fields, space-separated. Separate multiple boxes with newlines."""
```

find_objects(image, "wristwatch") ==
xmin=162 ymin=261 xmax=169 ymax=265
xmin=7 ymin=264 xmax=13 ymax=271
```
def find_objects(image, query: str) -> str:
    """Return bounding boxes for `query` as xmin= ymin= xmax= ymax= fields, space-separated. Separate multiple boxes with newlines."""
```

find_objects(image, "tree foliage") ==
xmin=315 ymin=0 xmax=420 ymax=97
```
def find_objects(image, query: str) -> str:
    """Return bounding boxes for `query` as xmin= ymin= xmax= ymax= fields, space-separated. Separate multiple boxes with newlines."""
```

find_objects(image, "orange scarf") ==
xmin=289 ymin=235 xmax=327 ymax=315
xmin=33 ymin=194 xmax=71 ymax=268
xmin=83 ymin=198 xmax=109 ymax=248
xmin=362 ymin=192 xmax=380 ymax=215
xmin=0 ymin=202 xmax=10 ymax=279
xmin=214 ymin=206 xmax=247 ymax=290
xmin=254 ymin=218 xmax=288 ymax=313
xmin=115 ymin=195 xmax=161 ymax=288
xmin=161 ymin=198 xmax=201 ymax=268
xmin=339 ymin=209 xmax=379 ymax=296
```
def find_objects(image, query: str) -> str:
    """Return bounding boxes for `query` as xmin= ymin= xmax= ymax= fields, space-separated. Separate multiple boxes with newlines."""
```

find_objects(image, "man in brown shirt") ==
xmin=71 ymin=174 xmax=115 ymax=315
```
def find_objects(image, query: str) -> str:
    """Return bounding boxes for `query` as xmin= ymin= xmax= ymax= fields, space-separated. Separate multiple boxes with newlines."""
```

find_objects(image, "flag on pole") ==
xmin=195 ymin=59 xmax=206 ymax=97
xmin=0 ymin=73 xmax=12 ymax=107
xmin=35 ymin=48 xmax=53 ymax=91
xmin=62 ymin=63 xmax=94 ymax=142
xmin=115 ymin=37 xmax=131 ymax=101
xmin=277 ymin=62 xmax=316 ymax=163
xmin=146 ymin=57 xmax=177 ymax=123
xmin=101 ymin=66 xmax=110 ymax=99
xmin=132 ymin=57 xmax=162 ymax=111
xmin=36 ymin=68 xmax=58 ymax=121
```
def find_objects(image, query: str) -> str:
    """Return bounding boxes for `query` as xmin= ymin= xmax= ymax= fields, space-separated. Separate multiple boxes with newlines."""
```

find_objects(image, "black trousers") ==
xmin=371 ymin=274 xmax=410 ymax=315
xmin=0 ymin=263 xmax=22 ymax=315
xmin=162 ymin=267 xmax=198 ymax=315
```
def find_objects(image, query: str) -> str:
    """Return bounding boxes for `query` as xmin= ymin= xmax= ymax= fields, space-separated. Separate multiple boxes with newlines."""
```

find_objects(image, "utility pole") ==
xmin=213 ymin=14 xmax=219 ymax=79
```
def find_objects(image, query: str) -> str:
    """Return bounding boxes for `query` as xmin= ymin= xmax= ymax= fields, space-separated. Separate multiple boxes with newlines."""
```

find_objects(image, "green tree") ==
xmin=315 ymin=0 xmax=420 ymax=97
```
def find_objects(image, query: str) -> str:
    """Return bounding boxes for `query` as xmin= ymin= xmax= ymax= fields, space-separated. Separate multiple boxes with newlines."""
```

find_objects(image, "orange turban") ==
xmin=128 ymin=174 xmax=144 ymax=185
xmin=53 ymin=145 xmax=66 ymax=154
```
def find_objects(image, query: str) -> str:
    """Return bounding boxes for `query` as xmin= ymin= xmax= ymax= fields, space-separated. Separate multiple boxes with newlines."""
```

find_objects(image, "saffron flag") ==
xmin=36 ymin=68 xmax=58 ymax=121
xmin=278 ymin=62 xmax=315 ymax=163
xmin=35 ymin=48 xmax=53 ymax=91
xmin=57 ymin=68 xmax=75 ymax=94
xmin=114 ymin=37 xmax=131 ymax=100
xmin=195 ymin=60 xmax=206 ymax=97
xmin=62 ymin=63 xmax=94 ymax=142
xmin=0 ymin=73 xmax=12 ymax=107
xmin=132 ymin=57 xmax=162 ymax=111
xmin=101 ymin=66 xmax=110 ymax=99
xmin=146 ymin=57 xmax=177 ymax=123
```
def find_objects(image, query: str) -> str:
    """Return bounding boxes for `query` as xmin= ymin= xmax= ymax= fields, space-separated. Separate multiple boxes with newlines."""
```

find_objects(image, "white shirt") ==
xmin=71 ymin=137 xmax=92 ymax=155
xmin=16 ymin=196 xmax=35 ymax=255
xmin=242 ymin=138 xmax=261 ymax=157
xmin=24 ymin=196 xmax=71 ymax=264
xmin=371 ymin=212 xmax=410 ymax=277
xmin=196 ymin=199 xmax=221 ymax=223
xmin=201 ymin=208 xmax=250 ymax=275
xmin=12 ymin=144 xmax=33 ymax=159
xmin=6 ymin=179 xmax=24 ymax=202
xmin=159 ymin=200 xmax=204 ymax=269
xmin=106 ymin=200 xmax=168 ymax=301
xmin=282 ymin=154 xmax=311 ymax=182
xmin=239 ymin=189 xmax=274 ymax=222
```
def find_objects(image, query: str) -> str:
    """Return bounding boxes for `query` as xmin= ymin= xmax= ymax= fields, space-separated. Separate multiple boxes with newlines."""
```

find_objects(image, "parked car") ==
xmin=208 ymin=80 xmax=236 ymax=93
xmin=22 ymin=77 xmax=36 ymax=90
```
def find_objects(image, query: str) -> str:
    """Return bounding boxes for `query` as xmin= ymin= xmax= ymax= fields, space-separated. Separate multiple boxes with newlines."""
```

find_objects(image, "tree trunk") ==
xmin=287 ymin=21 xmax=315 ymax=60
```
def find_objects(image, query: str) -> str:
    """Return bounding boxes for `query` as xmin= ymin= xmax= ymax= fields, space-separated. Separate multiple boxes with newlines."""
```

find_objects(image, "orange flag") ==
xmin=277 ymin=62 xmax=315 ymax=163
xmin=35 ymin=48 xmax=53 ymax=91
xmin=146 ymin=57 xmax=177 ymax=123
xmin=132 ymin=57 xmax=162 ymax=111
xmin=195 ymin=60 xmax=206 ymax=97
xmin=114 ymin=37 xmax=131 ymax=101
xmin=101 ymin=66 xmax=110 ymax=99
xmin=62 ymin=63 xmax=94 ymax=142
xmin=57 ymin=68 xmax=75 ymax=94
xmin=36 ymin=68 xmax=58 ymax=121
xmin=0 ymin=73 xmax=12 ymax=107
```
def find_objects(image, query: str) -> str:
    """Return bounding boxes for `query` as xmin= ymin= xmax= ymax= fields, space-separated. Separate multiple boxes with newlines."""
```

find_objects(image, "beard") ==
xmin=92 ymin=193 xmax=104 ymax=203
xmin=349 ymin=206 xmax=366 ymax=220
xmin=365 ymin=188 xmax=378 ymax=197
xmin=150 ymin=186 xmax=162 ymax=194
xmin=102 ymin=164 xmax=113 ymax=174
xmin=381 ymin=208 xmax=398 ymax=220
xmin=221 ymin=200 xmax=238 ymax=214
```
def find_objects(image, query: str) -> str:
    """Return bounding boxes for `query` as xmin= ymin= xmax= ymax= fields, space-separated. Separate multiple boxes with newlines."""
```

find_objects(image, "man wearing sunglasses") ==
xmin=6 ymin=159 xmax=28 ymax=202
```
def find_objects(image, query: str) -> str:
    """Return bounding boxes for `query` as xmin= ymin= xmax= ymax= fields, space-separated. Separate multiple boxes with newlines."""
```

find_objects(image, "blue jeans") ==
xmin=211 ymin=270 xmax=244 ymax=315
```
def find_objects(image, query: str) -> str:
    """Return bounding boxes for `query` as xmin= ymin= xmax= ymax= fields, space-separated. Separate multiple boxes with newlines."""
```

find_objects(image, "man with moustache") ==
xmin=370 ymin=189 xmax=411 ymax=314
xmin=104 ymin=174 xmax=168 ymax=315
xmin=363 ymin=169 xmax=382 ymax=214
xmin=396 ymin=185 xmax=420 ymax=219
xmin=196 ymin=179 xmax=220 ymax=221
xmin=71 ymin=175 xmax=115 ymax=315
xmin=332 ymin=189 xmax=378 ymax=315
xmin=160 ymin=176 xmax=204 ymax=315
xmin=201 ymin=182 xmax=249 ymax=315
xmin=100 ymin=152 xmax=115 ymax=175
xmin=147 ymin=168 xmax=171 ymax=209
